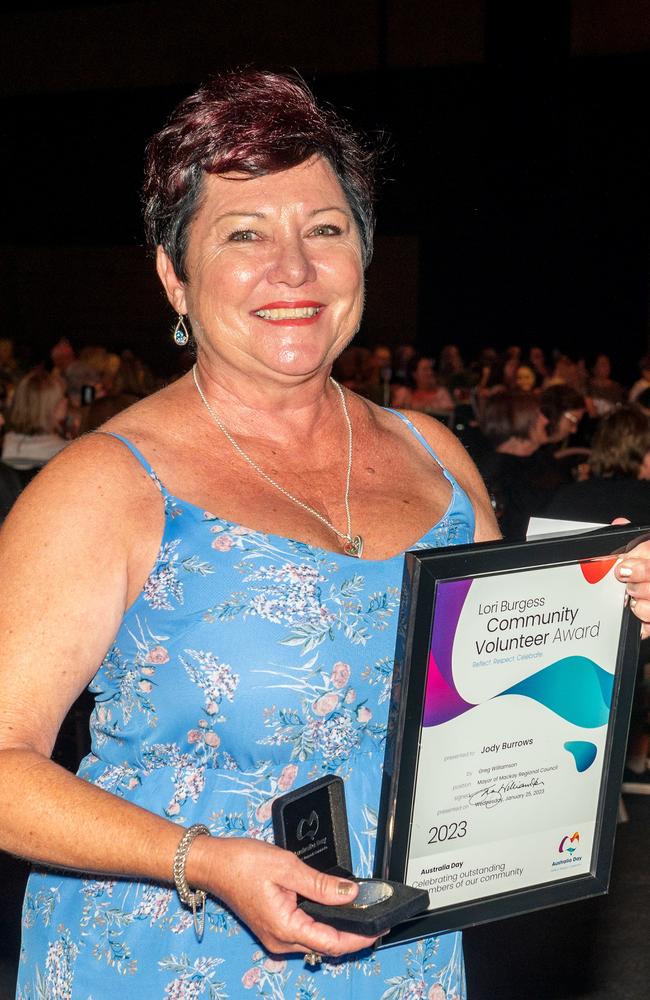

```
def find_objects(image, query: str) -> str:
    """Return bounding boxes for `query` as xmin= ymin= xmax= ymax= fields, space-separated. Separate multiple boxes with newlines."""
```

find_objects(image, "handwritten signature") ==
xmin=469 ymin=776 xmax=545 ymax=809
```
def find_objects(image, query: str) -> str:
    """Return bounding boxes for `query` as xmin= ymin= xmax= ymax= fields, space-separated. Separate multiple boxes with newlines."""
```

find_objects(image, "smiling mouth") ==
xmin=253 ymin=306 xmax=323 ymax=321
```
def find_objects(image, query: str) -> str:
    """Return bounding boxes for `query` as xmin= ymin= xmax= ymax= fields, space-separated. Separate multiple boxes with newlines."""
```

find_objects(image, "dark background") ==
xmin=1 ymin=0 xmax=649 ymax=381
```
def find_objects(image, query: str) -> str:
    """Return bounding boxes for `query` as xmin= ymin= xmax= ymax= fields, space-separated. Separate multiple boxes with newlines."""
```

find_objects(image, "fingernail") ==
xmin=618 ymin=566 xmax=632 ymax=577
xmin=337 ymin=881 xmax=355 ymax=896
xmin=630 ymin=597 xmax=638 ymax=610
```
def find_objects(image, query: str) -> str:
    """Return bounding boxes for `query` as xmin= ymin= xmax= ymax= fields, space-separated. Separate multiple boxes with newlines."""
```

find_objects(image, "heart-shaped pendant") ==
xmin=343 ymin=534 xmax=364 ymax=558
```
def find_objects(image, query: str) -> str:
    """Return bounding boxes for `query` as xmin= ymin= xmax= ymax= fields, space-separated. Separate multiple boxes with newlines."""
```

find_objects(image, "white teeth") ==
xmin=254 ymin=306 xmax=321 ymax=320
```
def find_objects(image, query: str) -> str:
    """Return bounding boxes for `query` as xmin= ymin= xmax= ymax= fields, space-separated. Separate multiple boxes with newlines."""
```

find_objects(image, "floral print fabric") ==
xmin=18 ymin=419 xmax=474 ymax=999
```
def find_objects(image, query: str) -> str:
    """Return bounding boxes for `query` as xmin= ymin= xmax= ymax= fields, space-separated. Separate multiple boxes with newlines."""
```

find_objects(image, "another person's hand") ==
xmin=614 ymin=531 xmax=650 ymax=639
xmin=200 ymin=837 xmax=380 ymax=958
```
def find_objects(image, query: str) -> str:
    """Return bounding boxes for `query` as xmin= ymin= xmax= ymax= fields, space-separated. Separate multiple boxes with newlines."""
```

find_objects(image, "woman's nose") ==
xmin=267 ymin=237 xmax=317 ymax=286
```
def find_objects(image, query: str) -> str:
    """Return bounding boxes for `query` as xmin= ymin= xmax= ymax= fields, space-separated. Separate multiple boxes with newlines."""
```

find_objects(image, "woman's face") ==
xmin=158 ymin=156 xmax=364 ymax=383
xmin=593 ymin=355 xmax=611 ymax=379
xmin=516 ymin=365 xmax=535 ymax=392
xmin=415 ymin=358 xmax=435 ymax=389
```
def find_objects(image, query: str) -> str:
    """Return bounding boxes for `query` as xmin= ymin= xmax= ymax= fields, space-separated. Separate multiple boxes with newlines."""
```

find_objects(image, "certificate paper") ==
xmin=378 ymin=526 xmax=646 ymax=945
xmin=408 ymin=560 xmax=619 ymax=901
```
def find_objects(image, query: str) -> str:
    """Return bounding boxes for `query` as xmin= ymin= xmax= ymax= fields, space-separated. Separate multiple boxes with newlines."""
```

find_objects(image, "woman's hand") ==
xmin=198 ymin=836 xmax=379 ymax=958
xmin=615 ymin=538 xmax=650 ymax=639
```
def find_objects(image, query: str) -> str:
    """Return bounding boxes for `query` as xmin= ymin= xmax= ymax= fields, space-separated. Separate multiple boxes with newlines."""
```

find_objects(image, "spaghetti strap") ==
xmin=387 ymin=408 xmax=450 ymax=473
xmin=97 ymin=431 xmax=170 ymax=496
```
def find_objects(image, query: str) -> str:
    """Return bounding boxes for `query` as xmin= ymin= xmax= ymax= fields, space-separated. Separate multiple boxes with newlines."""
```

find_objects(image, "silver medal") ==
xmin=351 ymin=879 xmax=395 ymax=908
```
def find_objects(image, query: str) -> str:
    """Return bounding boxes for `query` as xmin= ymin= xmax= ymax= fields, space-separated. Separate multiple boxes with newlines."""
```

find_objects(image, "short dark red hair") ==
xmin=143 ymin=70 xmax=376 ymax=279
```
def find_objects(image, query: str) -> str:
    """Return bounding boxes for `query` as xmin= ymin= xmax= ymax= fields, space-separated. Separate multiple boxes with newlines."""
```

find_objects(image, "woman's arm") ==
xmin=0 ymin=436 xmax=376 ymax=957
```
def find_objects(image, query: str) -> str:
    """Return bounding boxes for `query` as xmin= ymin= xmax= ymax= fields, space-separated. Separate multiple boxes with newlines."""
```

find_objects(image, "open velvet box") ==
xmin=272 ymin=774 xmax=428 ymax=936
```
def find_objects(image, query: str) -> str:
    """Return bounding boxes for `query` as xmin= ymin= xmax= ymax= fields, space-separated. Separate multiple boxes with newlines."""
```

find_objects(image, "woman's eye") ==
xmin=228 ymin=229 xmax=259 ymax=242
xmin=310 ymin=224 xmax=343 ymax=237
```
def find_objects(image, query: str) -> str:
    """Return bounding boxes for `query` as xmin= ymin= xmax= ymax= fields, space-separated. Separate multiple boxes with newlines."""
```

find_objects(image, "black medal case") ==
xmin=272 ymin=774 xmax=428 ymax=936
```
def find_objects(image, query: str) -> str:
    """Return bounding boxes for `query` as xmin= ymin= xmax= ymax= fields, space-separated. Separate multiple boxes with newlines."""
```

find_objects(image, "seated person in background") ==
xmin=527 ymin=345 xmax=549 ymax=385
xmin=544 ymin=405 xmax=650 ymax=796
xmin=0 ymin=337 xmax=21 ymax=392
xmin=391 ymin=356 xmax=453 ymax=415
xmin=636 ymin=386 xmax=650 ymax=416
xmin=438 ymin=342 xmax=465 ymax=391
xmin=542 ymin=351 xmax=587 ymax=395
xmin=515 ymin=364 xmax=537 ymax=393
xmin=80 ymin=351 xmax=149 ymax=433
xmin=588 ymin=352 xmax=624 ymax=416
xmin=539 ymin=383 xmax=591 ymax=482
xmin=543 ymin=405 xmax=650 ymax=523
xmin=391 ymin=343 xmax=417 ymax=385
xmin=62 ymin=359 xmax=104 ymax=439
xmin=476 ymin=391 xmax=554 ymax=541
xmin=629 ymin=353 xmax=650 ymax=404
xmin=331 ymin=345 xmax=372 ymax=394
xmin=1 ymin=368 xmax=68 ymax=472
xmin=359 ymin=343 xmax=392 ymax=405
xmin=0 ymin=461 xmax=22 ymax=524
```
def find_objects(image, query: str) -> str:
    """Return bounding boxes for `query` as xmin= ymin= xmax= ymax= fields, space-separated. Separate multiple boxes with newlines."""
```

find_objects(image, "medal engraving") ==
xmin=351 ymin=880 xmax=395 ymax=908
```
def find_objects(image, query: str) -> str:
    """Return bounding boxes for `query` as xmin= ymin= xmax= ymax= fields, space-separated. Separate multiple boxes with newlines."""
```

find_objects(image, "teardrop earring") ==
xmin=173 ymin=313 xmax=190 ymax=347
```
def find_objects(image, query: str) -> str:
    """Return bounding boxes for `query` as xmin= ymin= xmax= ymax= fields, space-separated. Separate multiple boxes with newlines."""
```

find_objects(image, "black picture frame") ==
xmin=376 ymin=524 xmax=649 ymax=947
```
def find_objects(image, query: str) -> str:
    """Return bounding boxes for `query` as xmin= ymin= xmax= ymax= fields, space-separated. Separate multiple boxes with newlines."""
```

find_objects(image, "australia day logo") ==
xmin=552 ymin=831 xmax=583 ymax=868
xmin=551 ymin=830 xmax=582 ymax=868
xmin=559 ymin=832 xmax=580 ymax=855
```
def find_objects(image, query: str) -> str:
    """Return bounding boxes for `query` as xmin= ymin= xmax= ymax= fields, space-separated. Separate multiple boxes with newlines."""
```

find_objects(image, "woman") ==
xmin=391 ymin=356 xmax=454 ymax=415
xmin=543 ymin=405 xmax=650 ymax=797
xmin=514 ymin=364 xmax=537 ymax=393
xmin=544 ymin=405 xmax=650 ymax=523
xmin=1 ymin=367 xmax=68 ymax=472
xmin=588 ymin=352 xmax=624 ymax=416
xmin=81 ymin=350 xmax=150 ymax=433
xmin=0 ymin=71 xmax=648 ymax=1000
xmin=477 ymin=391 xmax=556 ymax=540
xmin=539 ymin=383 xmax=591 ymax=483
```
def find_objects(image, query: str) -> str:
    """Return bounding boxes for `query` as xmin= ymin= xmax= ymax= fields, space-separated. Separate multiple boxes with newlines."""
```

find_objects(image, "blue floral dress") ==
xmin=18 ymin=412 xmax=474 ymax=1000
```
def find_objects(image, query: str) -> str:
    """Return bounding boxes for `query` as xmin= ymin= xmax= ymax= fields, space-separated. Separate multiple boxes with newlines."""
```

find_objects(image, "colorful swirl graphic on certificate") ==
xmin=405 ymin=556 xmax=624 ymax=908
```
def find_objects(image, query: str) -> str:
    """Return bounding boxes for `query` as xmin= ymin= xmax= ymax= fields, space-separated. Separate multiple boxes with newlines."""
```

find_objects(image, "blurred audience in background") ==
xmin=544 ymin=405 xmax=650 ymax=522
xmin=527 ymin=346 xmax=549 ymax=385
xmin=391 ymin=356 xmax=453 ymax=415
xmin=629 ymin=354 xmax=650 ymax=404
xmin=539 ymin=384 xmax=591 ymax=483
xmin=80 ymin=350 xmax=151 ymax=433
xmin=438 ymin=343 xmax=465 ymax=392
xmin=476 ymin=391 xmax=553 ymax=541
xmin=1 ymin=369 xmax=68 ymax=474
xmin=588 ymin=352 xmax=624 ymax=416
xmin=1 ymin=336 xmax=649 ymax=546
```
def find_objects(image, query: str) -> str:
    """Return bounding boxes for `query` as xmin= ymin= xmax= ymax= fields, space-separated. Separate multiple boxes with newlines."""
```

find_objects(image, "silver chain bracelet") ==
xmin=172 ymin=823 xmax=211 ymax=940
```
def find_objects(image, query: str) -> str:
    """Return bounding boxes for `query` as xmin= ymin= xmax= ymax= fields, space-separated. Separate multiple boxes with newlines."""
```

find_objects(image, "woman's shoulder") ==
xmin=374 ymin=405 xmax=499 ymax=541
xmin=382 ymin=406 xmax=467 ymax=462
xmin=2 ymin=423 xmax=163 ymax=542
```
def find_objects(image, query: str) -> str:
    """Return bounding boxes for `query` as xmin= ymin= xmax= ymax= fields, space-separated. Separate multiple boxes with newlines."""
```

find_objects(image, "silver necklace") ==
xmin=192 ymin=365 xmax=364 ymax=558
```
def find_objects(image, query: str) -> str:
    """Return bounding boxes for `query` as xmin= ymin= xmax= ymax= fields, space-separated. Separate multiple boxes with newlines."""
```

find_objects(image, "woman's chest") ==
xmin=95 ymin=520 xmax=406 ymax=771
xmin=149 ymin=434 xmax=455 ymax=561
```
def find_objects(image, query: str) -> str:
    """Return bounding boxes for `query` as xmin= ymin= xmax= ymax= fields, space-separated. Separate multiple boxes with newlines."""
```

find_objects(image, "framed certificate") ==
xmin=376 ymin=524 xmax=648 ymax=946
